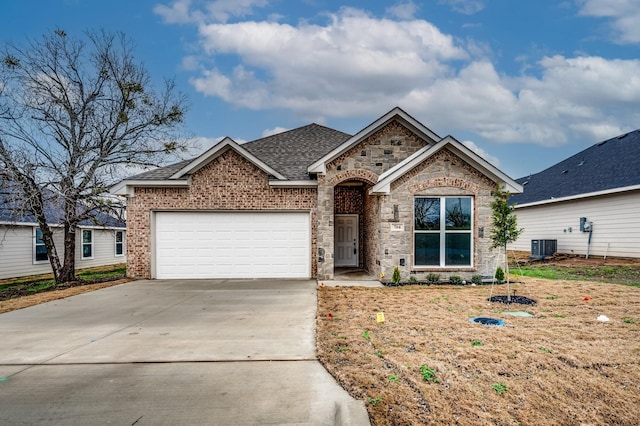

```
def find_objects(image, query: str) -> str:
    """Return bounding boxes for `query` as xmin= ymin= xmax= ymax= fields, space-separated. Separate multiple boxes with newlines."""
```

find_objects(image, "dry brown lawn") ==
xmin=317 ymin=278 xmax=640 ymax=425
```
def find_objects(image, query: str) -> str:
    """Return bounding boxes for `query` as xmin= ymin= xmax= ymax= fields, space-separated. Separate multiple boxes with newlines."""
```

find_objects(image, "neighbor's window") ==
xmin=414 ymin=197 xmax=473 ymax=267
xmin=34 ymin=228 xmax=48 ymax=263
xmin=82 ymin=229 xmax=93 ymax=259
xmin=115 ymin=231 xmax=124 ymax=257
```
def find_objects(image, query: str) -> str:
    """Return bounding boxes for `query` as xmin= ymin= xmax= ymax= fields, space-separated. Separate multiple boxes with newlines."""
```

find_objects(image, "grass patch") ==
xmin=0 ymin=264 xmax=126 ymax=301
xmin=513 ymin=264 xmax=640 ymax=286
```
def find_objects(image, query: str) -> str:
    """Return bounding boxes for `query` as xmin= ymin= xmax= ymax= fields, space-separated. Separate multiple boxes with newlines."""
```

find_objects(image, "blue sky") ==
xmin=2 ymin=0 xmax=639 ymax=179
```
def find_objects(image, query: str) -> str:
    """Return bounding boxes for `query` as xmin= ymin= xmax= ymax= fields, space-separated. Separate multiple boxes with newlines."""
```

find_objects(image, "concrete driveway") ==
xmin=0 ymin=279 xmax=369 ymax=425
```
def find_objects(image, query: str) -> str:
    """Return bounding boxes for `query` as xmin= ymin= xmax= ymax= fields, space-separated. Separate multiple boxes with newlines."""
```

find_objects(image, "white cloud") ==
xmin=578 ymin=0 xmax=640 ymax=43
xmin=154 ymin=0 xmax=200 ymax=24
xmin=192 ymin=8 xmax=467 ymax=116
xmin=154 ymin=0 xmax=268 ymax=24
xmin=262 ymin=126 xmax=290 ymax=137
xmin=462 ymin=140 xmax=500 ymax=167
xmin=438 ymin=0 xmax=485 ymax=15
xmin=169 ymin=5 xmax=640 ymax=148
xmin=386 ymin=1 xmax=419 ymax=20
xmin=205 ymin=0 xmax=268 ymax=23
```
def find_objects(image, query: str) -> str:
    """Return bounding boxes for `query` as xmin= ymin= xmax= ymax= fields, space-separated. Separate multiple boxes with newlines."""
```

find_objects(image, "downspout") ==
xmin=586 ymin=224 xmax=593 ymax=259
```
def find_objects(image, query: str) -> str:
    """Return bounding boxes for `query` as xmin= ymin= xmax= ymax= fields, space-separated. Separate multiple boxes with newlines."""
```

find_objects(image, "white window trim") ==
xmin=413 ymin=196 xmax=474 ymax=268
xmin=82 ymin=229 xmax=94 ymax=260
xmin=33 ymin=227 xmax=49 ymax=264
xmin=115 ymin=230 xmax=125 ymax=257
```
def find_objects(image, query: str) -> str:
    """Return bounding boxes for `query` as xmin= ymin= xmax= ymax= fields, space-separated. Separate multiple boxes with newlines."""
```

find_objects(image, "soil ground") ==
xmin=317 ymin=256 xmax=640 ymax=425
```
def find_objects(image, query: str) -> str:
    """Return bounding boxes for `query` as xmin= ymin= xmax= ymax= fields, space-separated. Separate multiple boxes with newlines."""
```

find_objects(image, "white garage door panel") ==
xmin=155 ymin=212 xmax=310 ymax=279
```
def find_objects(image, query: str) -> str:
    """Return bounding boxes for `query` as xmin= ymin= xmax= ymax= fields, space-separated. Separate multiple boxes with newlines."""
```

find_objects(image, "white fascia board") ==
xmin=77 ymin=224 xmax=126 ymax=230
xmin=268 ymin=180 xmax=318 ymax=188
xmin=110 ymin=179 xmax=190 ymax=196
xmin=308 ymin=107 xmax=441 ymax=175
xmin=0 ymin=221 xmax=124 ymax=230
xmin=0 ymin=221 xmax=63 ymax=228
xmin=170 ymin=137 xmax=287 ymax=181
xmin=515 ymin=184 xmax=640 ymax=208
xmin=370 ymin=136 xmax=522 ymax=195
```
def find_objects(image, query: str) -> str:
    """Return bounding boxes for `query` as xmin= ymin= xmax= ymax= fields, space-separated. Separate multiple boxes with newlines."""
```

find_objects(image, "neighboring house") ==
xmin=509 ymin=129 xmax=640 ymax=258
xmin=0 ymin=191 xmax=126 ymax=280
xmin=112 ymin=107 xmax=522 ymax=281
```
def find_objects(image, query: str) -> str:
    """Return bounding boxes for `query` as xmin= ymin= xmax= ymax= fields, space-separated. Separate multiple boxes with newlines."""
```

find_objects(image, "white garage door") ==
xmin=155 ymin=212 xmax=310 ymax=279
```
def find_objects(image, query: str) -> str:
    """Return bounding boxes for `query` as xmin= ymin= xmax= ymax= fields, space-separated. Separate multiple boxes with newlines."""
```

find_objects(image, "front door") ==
xmin=334 ymin=214 xmax=358 ymax=267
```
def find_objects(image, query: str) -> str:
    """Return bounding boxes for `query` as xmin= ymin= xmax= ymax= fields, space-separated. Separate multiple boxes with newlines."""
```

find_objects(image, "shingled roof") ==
xmin=0 ymin=185 xmax=125 ymax=228
xmin=125 ymin=123 xmax=352 ymax=182
xmin=127 ymin=159 xmax=191 ymax=181
xmin=242 ymin=123 xmax=352 ymax=180
xmin=510 ymin=129 xmax=640 ymax=206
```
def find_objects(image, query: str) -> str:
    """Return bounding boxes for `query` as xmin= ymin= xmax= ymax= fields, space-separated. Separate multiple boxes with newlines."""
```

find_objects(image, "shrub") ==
xmin=449 ymin=275 xmax=462 ymax=285
xmin=408 ymin=275 xmax=418 ymax=284
xmin=392 ymin=266 xmax=401 ymax=285
xmin=427 ymin=273 xmax=440 ymax=283
xmin=495 ymin=266 xmax=505 ymax=283
xmin=471 ymin=274 xmax=483 ymax=285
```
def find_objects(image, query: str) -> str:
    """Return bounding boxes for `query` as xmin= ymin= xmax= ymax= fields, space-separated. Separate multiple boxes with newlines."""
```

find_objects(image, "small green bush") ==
xmin=449 ymin=275 xmax=462 ymax=285
xmin=408 ymin=275 xmax=418 ymax=284
xmin=427 ymin=273 xmax=440 ymax=283
xmin=495 ymin=266 xmax=505 ymax=283
xmin=492 ymin=382 xmax=507 ymax=395
xmin=471 ymin=274 xmax=483 ymax=285
xmin=392 ymin=266 xmax=401 ymax=285
xmin=419 ymin=365 xmax=439 ymax=383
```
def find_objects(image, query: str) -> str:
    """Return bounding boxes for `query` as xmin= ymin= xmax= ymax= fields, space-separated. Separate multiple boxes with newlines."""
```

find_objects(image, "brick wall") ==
xmin=126 ymin=149 xmax=318 ymax=278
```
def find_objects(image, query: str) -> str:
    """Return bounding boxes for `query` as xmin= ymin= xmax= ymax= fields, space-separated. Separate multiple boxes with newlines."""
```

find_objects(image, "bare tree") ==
xmin=0 ymin=29 xmax=188 ymax=283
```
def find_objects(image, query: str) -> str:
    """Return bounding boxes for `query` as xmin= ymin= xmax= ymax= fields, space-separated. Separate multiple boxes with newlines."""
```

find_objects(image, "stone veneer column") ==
xmin=316 ymin=175 xmax=335 ymax=280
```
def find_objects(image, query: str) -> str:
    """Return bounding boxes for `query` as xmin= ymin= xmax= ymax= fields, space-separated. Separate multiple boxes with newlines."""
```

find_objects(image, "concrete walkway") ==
xmin=0 ymin=279 xmax=369 ymax=425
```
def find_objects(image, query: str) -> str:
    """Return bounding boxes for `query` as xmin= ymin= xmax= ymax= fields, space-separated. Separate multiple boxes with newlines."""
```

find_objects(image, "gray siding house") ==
xmin=509 ymin=130 xmax=640 ymax=258
xmin=0 ymin=191 xmax=126 ymax=279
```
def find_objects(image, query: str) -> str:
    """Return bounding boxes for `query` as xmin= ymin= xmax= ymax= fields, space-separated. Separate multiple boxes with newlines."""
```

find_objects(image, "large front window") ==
xmin=414 ymin=197 xmax=472 ymax=267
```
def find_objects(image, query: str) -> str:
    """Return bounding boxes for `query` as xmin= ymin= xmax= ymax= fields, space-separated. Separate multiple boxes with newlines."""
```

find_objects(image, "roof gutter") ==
xmin=268 ymin=180 xmax=318 ymax=188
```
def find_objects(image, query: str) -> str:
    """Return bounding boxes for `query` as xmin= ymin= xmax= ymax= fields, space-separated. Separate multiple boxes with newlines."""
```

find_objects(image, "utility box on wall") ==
xmin=531 ymin=239 xmax=557 ymax=258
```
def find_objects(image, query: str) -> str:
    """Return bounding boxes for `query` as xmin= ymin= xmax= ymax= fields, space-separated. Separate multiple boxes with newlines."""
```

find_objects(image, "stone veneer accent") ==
xmin=316 ymin=120 xmax=431 ymax=280
xmin=126 ymin=149 xmax=317 ymax=278
xmin=378 ymin=148 xmax=503 ymax=282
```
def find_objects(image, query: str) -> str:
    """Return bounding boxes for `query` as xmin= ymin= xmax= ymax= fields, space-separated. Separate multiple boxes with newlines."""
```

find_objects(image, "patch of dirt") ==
xmin=0 ymin=279 xmax=130 ymax=314
xmin=511 ymin=250 xmax=640 ymax=268
xmin=317 ymin=277 xmax=640 ymax=425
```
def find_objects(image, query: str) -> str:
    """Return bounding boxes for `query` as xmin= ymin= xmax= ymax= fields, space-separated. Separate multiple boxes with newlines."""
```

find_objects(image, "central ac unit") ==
xmin=531 ymin=239 xmax=557 ymax=258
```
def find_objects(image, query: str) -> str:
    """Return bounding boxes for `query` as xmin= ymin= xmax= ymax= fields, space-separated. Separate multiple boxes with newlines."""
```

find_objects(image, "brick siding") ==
xmin=126 ymin=149 xmax=317 ymax=278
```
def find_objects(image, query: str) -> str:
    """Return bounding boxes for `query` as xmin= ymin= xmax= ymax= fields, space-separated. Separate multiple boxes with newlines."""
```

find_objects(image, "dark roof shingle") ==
xmin=511 ymin=129 xmax=640 ymax=205
xmin=125 ymin=123 xmax=351 ymax=182
xmin=242 ymin=123 xmax=351 ymax=180
xmin=0 ymin=185 xmax=125 ymax=228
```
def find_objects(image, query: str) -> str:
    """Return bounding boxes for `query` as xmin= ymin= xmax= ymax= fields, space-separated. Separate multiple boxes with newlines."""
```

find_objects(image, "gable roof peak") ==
xmin=307 ymin=106 xmax=442 ymax=175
